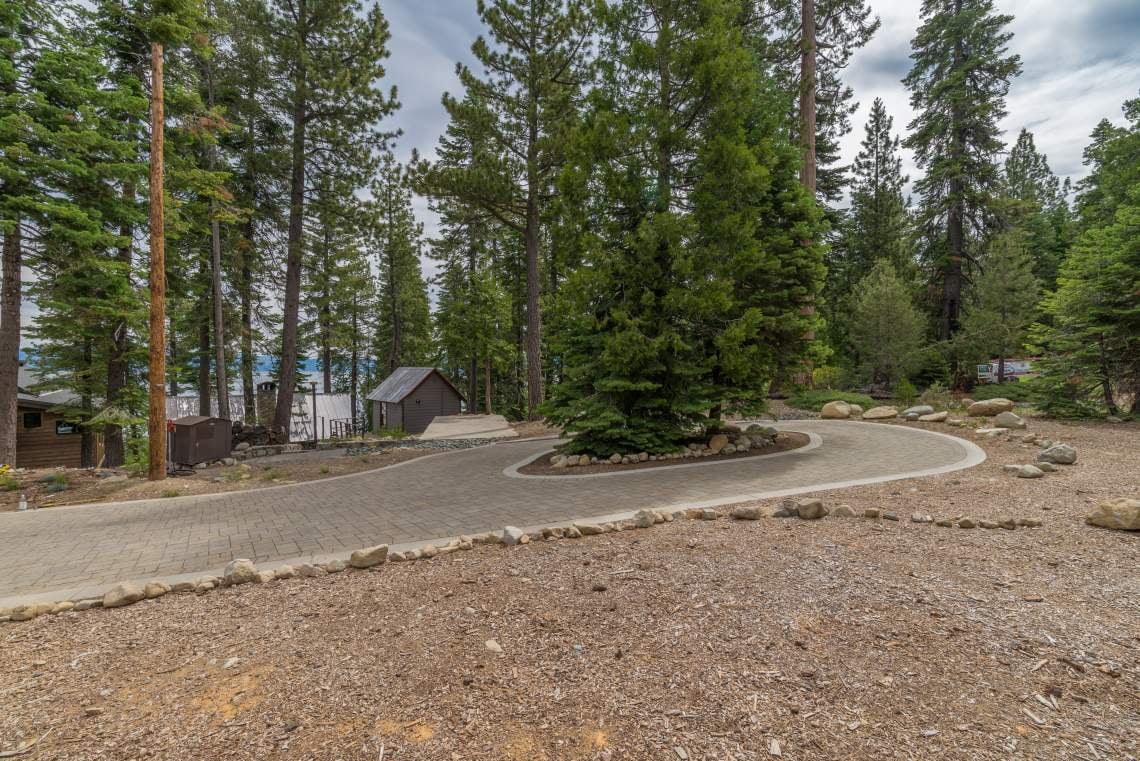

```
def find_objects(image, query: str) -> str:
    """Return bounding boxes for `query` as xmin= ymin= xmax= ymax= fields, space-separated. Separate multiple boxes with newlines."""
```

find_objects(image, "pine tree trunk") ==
xmin=198 ymin=302 xmax=212 ymax=416
xmin=206 ymin=50 xmax=229 ymax=420
xmin=274 ymin=2 xmax=308 ymax=439
xmin=524 ymin=61 xmax=543 ymax=421
xmin=0 ymin=223 xmax=21 ymax=467
xmin=104 ymin=182 xmax=133 ymax=467
xmin=485 ymin=355 xmax=493 ymax=415
xmin=349 ymin=298 xmax=359 ymax=423
xmin=168 ymin=314 xmax=178 ymax=396
xmin=147 ymin=41 xmax=167 ymax=481
xmin=942 ymin=13 xmax=967 ymax=342
xmin=799 ymin=0 xmax=817 ymax=194
xmin=469 ymin=355 xmax=478 ymax=413
xmin=1098 ymin=335 xmax=1119 ymax=415
xmin=321 ymin=231 xmax=332 ymax=393
xmin=81 ymin=338 xmax=94 ymax=468
xmin=240 ymin=220 xmax=255 ymax=423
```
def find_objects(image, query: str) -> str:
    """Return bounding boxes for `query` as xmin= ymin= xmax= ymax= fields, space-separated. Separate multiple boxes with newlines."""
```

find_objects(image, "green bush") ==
xmin=919 ymin=381 xmax=953 ymax=410
xmin=0 ymin=474 xmax=18 ymax=492
xmin=970 ymin=382 xmax=1036 ymax=403
xmin=788 ymin=389 xmax=876 ymax=411
xmin=892 ymin=378 xmax=918 ymax=407
xmin=811 ymin=365 xmax=843 ymax=390
xmin=911 ymin=348 xmax=951 ymax=389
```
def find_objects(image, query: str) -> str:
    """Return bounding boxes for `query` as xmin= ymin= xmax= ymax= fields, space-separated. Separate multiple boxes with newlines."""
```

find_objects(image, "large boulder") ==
xmin=500 ymin=526 xmax=526 ymax=546
xmin=967 ymin=398 xmax=1014 ymax=416
xmin=1038 ymin=444 xmax=1077 ymax=465
xmin=795 ymin=498 xmax=827 ymax=519
xmin=1086 ymin=498 xmax=1140 ymax=531
xmin=902 ymin=405 xmax=935 ymax=416
xmin=103 ymin=582 xmax=146 ymax=609
xmin=349 ymin=544 xmax=389 ymax=568
xmin=223 ymin=558 xmax=258 ymax=586
xmin=918 ymin=411 xmax=949 ymax=423
xmin=993 ymin=411 xmax=1026 ymax=430
xmin=862 ymin=406 xmax=898 ymax=420
xmin=820 ymin=401 xmax=852 ymax=420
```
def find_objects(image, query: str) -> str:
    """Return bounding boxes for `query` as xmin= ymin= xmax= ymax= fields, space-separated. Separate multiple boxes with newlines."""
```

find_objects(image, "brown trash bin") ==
xmin=170 ymin=416 xmax=232 ymax=466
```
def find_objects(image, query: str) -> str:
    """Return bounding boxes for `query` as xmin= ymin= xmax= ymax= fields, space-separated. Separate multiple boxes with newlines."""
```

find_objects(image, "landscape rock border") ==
xmin=504 ymin=431 xmax=824 ymax=479
xmin=1 ymin=489 xmax=1052 ymax=625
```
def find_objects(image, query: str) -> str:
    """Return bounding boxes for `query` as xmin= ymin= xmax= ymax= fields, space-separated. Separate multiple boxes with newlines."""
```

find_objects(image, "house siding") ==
xmin=401 ymin=373 xmax=462 ymax=434
xmin=16 ymin=408 xmax=84 ymax=469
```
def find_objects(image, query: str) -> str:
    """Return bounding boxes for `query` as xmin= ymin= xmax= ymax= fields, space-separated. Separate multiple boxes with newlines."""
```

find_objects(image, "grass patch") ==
xmin=218 ymin=466 xmax=248 ymax=483
xmin=788 ymin=389 xmax=877 ymax=412
xmin=160 ymin=489 xmax=181 ymax=498
xmin=260 ymin=466 xmax=288 ymax=481
xmin=374 ymin=426 xmax=410 ymax=440
xmin=0 ymin=474 xmax=18 ymax=492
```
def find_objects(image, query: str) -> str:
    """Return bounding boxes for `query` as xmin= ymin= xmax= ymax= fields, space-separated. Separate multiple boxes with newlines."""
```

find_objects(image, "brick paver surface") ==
xmin=0 ymin=421 xmax=976 ymax=602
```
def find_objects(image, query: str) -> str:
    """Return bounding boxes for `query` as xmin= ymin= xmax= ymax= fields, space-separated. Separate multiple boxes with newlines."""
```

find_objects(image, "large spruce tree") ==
xmin=903 ymin=0 xmax=1021 ymax=341
xmin=544 ymin=0 xmax=822 ymax=455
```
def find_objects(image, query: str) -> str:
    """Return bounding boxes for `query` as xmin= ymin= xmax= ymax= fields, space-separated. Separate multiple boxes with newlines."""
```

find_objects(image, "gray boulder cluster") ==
xmin=1002 ymin=433 xmax=1078 ymax=478
xmin=550 ymin=424 xmax=778 ymax=469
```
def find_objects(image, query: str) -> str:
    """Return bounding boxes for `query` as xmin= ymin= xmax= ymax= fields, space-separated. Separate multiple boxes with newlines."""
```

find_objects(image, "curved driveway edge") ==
xmin=502 ymin=432 xmax=825 ymax=479
xmin=0 ymin=421 xmax=984 ymax=607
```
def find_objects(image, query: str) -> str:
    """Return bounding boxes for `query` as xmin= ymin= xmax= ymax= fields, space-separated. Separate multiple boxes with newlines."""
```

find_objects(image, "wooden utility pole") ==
xmin=147 ymin=42 xmax=167 ymax=481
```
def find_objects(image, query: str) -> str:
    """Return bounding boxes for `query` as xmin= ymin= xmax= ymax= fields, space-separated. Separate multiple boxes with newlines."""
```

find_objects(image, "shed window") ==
xmin=23 ymin=412 xmax=41 ymax=429
xmin=55 ymin=421 xmax=80 ymax=435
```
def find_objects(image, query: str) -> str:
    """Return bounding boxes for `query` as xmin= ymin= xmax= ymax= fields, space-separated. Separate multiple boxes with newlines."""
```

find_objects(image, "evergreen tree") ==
xmin=849 ymin=260 xmax=924 ymax=385
xmin=843 ymin=98 xmax=912 ymax=279
xmin=956 ymin=229 xmax=1038 ymax=383
xmin=2 ymin=0 xmax=145 ymax=467
xmin=416 ymin=0 xmax=594 ymax=421
xmin=266 ymin=0 xmax=399 ymax=437
xmin=214 ymin=0 xmax=289 ymax=422
xmin=369 ymin=157 xmax=432 ymax=375
xmin=1034 ymin=98 xmax=1140 ymax=416
xmin=544 ymin=0 xmax=822 ymax=454
xmin=824 ymin=98 xmax=913 ymax=367
xmin=903 ymin=0 xmax=1021 ymax=341
xmin=1001 ymin=128 xmax=1071 ymax=289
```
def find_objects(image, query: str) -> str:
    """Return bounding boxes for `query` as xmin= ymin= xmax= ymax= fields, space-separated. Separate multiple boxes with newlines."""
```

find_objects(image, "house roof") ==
xmin=366 ymin=367 xmax=464 ymax=404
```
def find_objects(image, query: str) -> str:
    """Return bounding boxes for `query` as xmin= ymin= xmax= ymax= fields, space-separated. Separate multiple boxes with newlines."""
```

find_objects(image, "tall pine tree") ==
xmin=903 ymin=0 xmax=1021 ymax=341
xmin=416 ymin=0 xmax=594 ymax=421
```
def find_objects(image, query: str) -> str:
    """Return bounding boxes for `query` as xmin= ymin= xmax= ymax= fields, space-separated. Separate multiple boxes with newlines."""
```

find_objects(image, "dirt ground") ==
xmin=0 ymin=447 xmax=433 ymax=511
xmin=519 ymin=432 xmax=811 ymax=476
xmin=0 ymin=419 xmax=1136 ymax=760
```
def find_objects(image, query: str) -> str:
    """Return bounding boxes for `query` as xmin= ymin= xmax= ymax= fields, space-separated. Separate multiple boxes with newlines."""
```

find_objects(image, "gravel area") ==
xmin=0 ymin=419 xmax=1136 ymax=760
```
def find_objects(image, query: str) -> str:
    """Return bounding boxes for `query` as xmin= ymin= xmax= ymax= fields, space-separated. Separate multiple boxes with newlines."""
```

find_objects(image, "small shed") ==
xmin=14 ymin=395 xmax=84 ymax=469
xmin=366 ymin=368 xmax=464 ymax=434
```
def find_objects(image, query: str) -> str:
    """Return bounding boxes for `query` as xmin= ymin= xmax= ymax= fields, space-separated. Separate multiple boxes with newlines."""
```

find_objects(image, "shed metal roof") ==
xmin=367 ymin=367 xmax=463 ymax=404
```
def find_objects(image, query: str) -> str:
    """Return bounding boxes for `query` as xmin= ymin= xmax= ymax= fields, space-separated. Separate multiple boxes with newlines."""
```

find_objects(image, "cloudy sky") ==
xmin=380 ymin=0 xmax=1140 ymax=282
xmin=15 ymin=0 xmax=1140 ymax=334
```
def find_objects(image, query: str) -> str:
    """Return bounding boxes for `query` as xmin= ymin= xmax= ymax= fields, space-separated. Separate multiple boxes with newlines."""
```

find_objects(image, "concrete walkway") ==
xmin=419 ymin=413 xmax=518 ymax=440
xmin=0 ymin=421 xmax=983 ymax=606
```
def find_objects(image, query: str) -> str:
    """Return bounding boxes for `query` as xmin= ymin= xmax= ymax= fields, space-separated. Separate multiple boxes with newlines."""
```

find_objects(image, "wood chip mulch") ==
xmin=0 ymin=420 xmax=1136 ymax=760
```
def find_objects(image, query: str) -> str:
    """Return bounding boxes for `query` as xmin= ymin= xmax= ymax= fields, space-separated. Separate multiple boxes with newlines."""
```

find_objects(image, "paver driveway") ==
xmin=0 ymin=421 xmax=983 ymax=604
